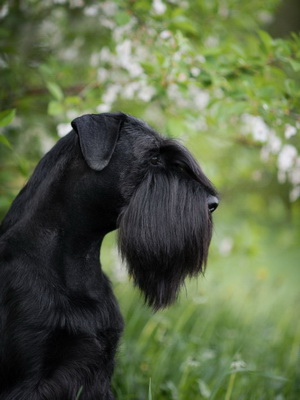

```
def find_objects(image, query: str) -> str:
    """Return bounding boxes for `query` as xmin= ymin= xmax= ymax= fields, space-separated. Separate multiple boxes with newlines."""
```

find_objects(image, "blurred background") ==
xmin=0 ymin=0 xmax=299 ymax=399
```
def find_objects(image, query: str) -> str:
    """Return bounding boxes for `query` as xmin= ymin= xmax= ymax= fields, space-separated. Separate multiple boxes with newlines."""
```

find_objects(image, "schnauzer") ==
xmin=0 ymin=112 xmax=218 ymax=399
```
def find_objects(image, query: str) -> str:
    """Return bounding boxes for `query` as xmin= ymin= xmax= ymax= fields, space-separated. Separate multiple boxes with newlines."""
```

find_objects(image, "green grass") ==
xmin=100 ymin=230 xmax=300 ymax=400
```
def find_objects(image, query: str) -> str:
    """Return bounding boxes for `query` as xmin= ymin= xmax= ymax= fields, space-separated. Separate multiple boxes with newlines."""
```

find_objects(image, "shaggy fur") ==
xmin=0 ymin=112 xmax=218 ymax=399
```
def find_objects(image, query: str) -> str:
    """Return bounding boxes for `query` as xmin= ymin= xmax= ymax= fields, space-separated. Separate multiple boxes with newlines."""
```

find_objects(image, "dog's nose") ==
xmin=207 ymin=195 xmax=219 ymax=213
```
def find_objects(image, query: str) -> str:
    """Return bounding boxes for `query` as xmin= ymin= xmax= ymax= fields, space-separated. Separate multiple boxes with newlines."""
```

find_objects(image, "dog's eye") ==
xmin=150 ymin=156 xmax=160 ymax=166
xmin=174 ymin=162 xmax=187 ymax=173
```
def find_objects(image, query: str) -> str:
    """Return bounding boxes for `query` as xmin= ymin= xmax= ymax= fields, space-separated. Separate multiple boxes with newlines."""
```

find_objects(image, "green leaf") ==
xmin=115 ymin=11 xmax=131 ymax=26
xmin=0 ymin=109 xmax=16 ymax=128
xmin=46 ymin=82 xmax=64 ymax=101
xmin=0 ymin=135 xmax=12 ymax=148
xmin=65 ymin=96 xmax=81 ymax=106
xmin=140 ymin=61 xmax=156 ymax=74
xmin=166 ymin=116 xmax=187 ymax=138
xmin=258 ymin=30 xmax=272 ymax=43
xmin=170 ymin=16 xmax=197 ymax=35
xmin=48 ymin=101 xmax=64 ymax=116
xmin=289 ymin=59 xmax=300 ymax=72
xmin=17 ymin=158 xmax=31 ymax=177
xmin=274 ymin=39 xmax=291 ymax=58
xmin=285 ymin=79 xmax=296 ymax=96
xmin=258 ymin=30 xmax=273 ymax=53
xmin=199 ymin=71 xmax=213 ymax=86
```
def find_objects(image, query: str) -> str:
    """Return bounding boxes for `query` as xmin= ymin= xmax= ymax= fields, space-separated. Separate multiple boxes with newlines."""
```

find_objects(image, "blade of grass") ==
xmin=75 ymin=386 xmax=83 ymax=400
xmin=148 ymin=377 xmax=152 ymax=400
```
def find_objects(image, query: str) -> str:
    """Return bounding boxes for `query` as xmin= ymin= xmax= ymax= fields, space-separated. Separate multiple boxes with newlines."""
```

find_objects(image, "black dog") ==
xmin=0 ymin=113 xmax=218 ymax=399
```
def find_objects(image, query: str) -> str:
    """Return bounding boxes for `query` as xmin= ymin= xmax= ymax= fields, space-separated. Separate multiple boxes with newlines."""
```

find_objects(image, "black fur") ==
xmin=0 ymin=113 xmax=218 ymax=399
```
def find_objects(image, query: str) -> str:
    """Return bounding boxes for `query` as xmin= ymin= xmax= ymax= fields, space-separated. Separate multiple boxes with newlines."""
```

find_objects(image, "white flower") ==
xmin=257 ymin=11 xmax=273 ymax=24
xmin=0 ymin=56 xmax=7 ymax=68
xmin=185 ymin=357 xmax=200 ymax=368
xmin=198 ymin=380 xmax=211 ymax=399
xmin=188 ymin=116 xmax=208 ymax=131
xmin=231 ymin=360 xmax=247 ymax=370
xmin=0 ymin=4 xmax=8 ymax=19
xmin=277 ymin=170 xmax=286 ymax=184
xmin=277 ymin=144 xmax=298 ymax=172
xmin=99 ymin=47 xmax=114 ymax=63
xmin=290 ymin=186 xmax=300 ymax=201
xmin=97 ymin=68 xmax=109 ymax=82
xmin=205 ymin=36 xmax=219 ymax=47
xmin=178 ymin=73 xmax=187 ymax=82
xmin=191 ymin=67 xmax=201 ymax=77
xmin=173 ymin=51 xmax=183 ymax=62
xmin=290 ymin=170 xmax=300 ymax=186
xmin=66 ymin=110 xmax=78 ymax=120
xmin=112 ymin=18 xmax=137 ymax=42
xmin=284 ymin=124 xmax=297 ymax=139
xmin=115 ymin=40 xmax=144 ymax=78
xmin=127 ymin=62 xmax=144 ymax=78
xmin=84 ymin=5 xmax=99 ymax=16
xmin=194 ymin=90 xmax=209 ymax=110
xmin=116 ymin=40 xmax=131 ymax=64
xmin=252 ymin=117 xmax=269 ymax=142
xmin=261 ymin=132 xmax=282 ymax=161
xmin=123 ymin=82 xmax=140 ymax=99
xmin=101 ymin=19 xmax=116 ymax=30
xmin=96 ymin=104 xmax=111 ymax=113
xmin=160 ymin=30 xmax=172 ymax=39
xmin=268 ymin=133 xmax=281 ymax=154
xmin=167 ymin=84 xmax=190 ymax=108
xmin=242 ymin=114 xmax=270 ymax=143
xmin=100 ymin=2 xmax=118 ymax=17
xmin=137 ymin=84 xmax=156 ymax=102
xmin=196 ymin=55 xmax=206 ymax=63
xmin=218 ymin=5 xmax=229 ymax=18
xmin=61 ymin=47 xmax=78 ymax=61
xmin=189 ymin=86 xmax=210 ymax=110
xmin=69 ymin=0 xmax=84 ymax=8
xmin=57 ymin=123 xmax=71 ymax=138
xmin=219 ymin=237 xmax=233 ymax=256
xmin=90 ymin=52 xmax=100 ymax=67
xmin=152 ymin=0 xmax=166 ymax=15
xmin=102 ymin=84 xmax=120 ymax=105
xmin=288 ymin=165 xmax=300 ymax=185
xmin=201 ymin=349 xmax=216 ymax=361
xmin=260 ymin=146 xmax=270 ymax=162
xmin=41 ymin=137 xmax=56 ymax=154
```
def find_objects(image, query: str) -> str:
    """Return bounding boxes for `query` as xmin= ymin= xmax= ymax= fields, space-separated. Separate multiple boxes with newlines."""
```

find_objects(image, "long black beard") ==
xmin=118 ymin=167 xmax=213 ymax=310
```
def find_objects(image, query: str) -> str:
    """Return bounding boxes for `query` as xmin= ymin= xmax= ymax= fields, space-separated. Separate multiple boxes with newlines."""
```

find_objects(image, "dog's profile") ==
xmin=0 ymin=113 xmax=218 ymax=399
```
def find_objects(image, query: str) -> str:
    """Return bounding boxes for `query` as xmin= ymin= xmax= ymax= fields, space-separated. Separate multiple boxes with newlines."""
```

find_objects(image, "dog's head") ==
xmin=72 ymin=113 xmax=218 ymax=310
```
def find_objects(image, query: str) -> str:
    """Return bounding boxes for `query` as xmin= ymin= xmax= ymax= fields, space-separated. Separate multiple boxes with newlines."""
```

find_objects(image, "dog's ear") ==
xmin=71 ymin=113 xmax=124 ymax=171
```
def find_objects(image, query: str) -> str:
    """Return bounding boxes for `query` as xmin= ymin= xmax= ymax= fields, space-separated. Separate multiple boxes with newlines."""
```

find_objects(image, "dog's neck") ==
xmin=1 ymin=133 xmax=118 ymax=290
xmin=3 ymin=203 xmax=110 ymax=294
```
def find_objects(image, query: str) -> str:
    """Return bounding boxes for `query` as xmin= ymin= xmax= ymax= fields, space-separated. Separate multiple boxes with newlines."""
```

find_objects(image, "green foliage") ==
xmin=0 ymin=0 xmax=299 ymax=399
xmin=101 ymin=230 xmax=300 ymax=400
xmin=0 ymin=109 xmax=15 ymax=128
